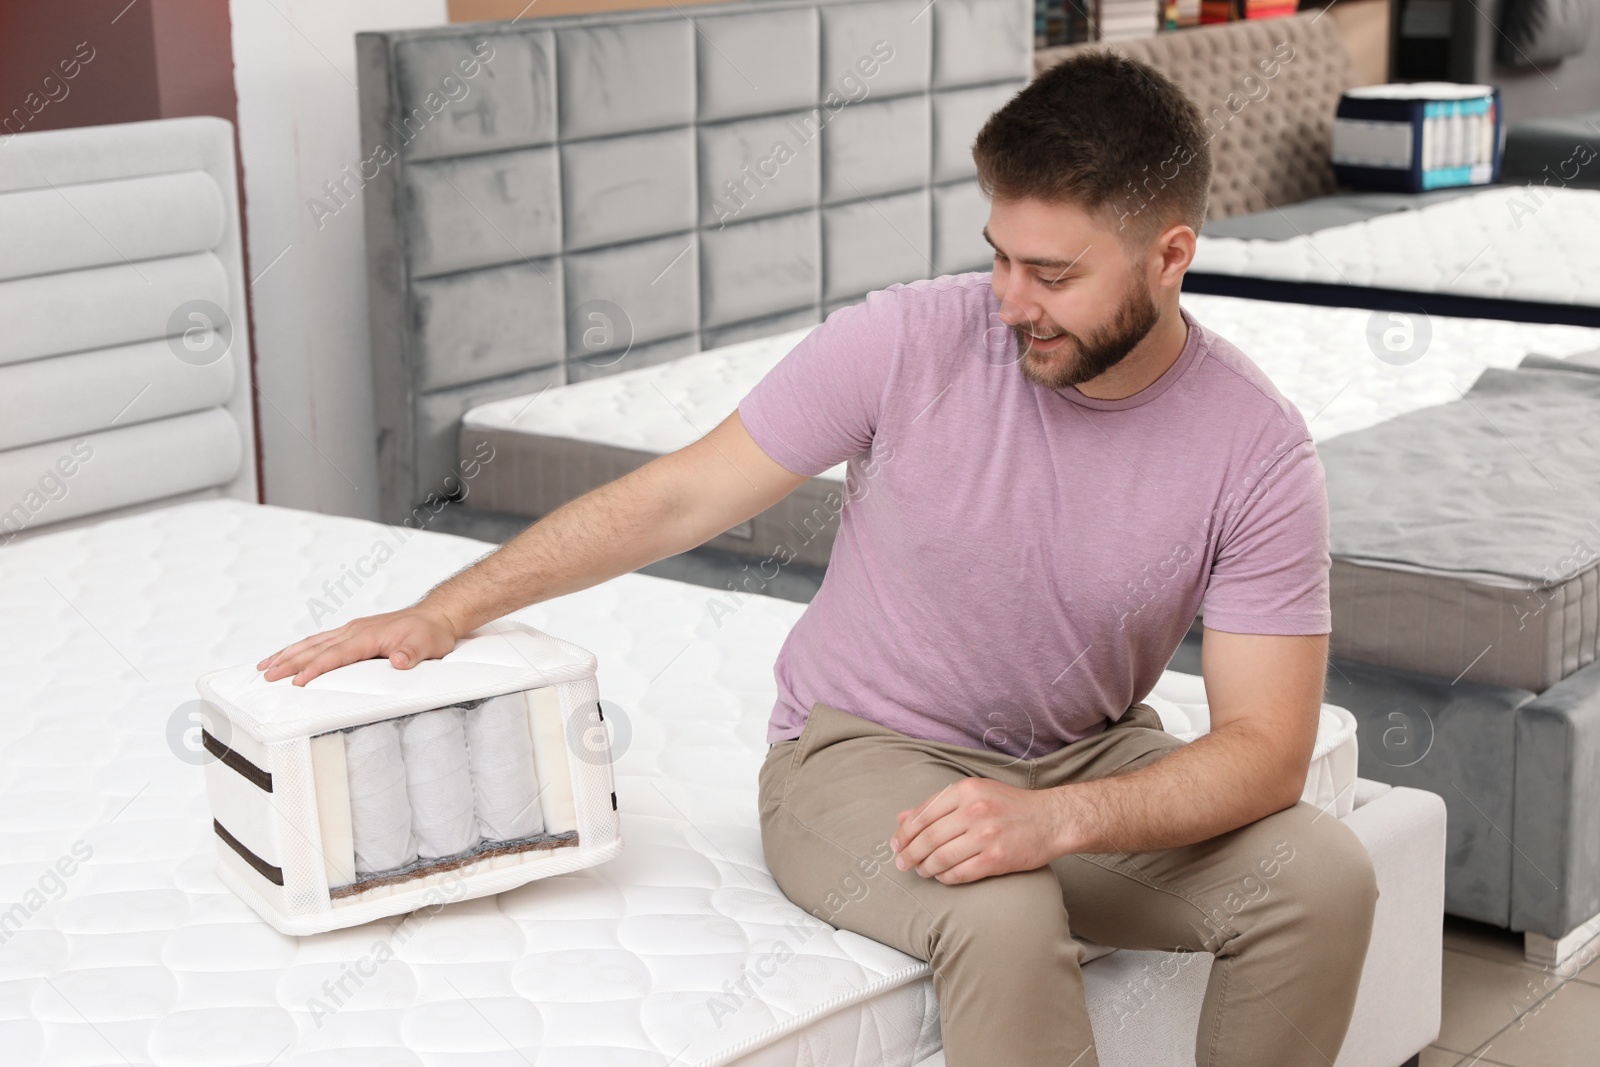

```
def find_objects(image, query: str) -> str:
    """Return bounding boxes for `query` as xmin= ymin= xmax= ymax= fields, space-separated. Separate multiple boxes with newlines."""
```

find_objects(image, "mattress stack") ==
xmin=1332 ymin=83 xmax=1502 ymax=192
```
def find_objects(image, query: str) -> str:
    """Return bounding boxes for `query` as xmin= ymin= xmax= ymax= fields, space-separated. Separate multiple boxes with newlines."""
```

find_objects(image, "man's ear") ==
xmin=1149 ymin=222 xmax=1196 ymax=290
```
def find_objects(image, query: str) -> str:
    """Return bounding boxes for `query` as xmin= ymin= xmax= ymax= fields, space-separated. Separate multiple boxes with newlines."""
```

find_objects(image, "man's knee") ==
xmin=1216 ymin=804 xmax=1378 ymax=953
xmin=1286 ymin=805 xmax=1379 ymax=921
xmin=926 ymin=866 xmax=1076 ymax=967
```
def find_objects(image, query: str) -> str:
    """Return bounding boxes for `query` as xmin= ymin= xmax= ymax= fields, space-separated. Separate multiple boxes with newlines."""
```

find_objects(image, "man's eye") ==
xmin=1039 ymin=274 xmax=1068 ymax=288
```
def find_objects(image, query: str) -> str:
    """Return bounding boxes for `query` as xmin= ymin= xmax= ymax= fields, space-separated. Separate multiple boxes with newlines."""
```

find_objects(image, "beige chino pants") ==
xmin=758 ymin=700 xmax=1380 ymax=1067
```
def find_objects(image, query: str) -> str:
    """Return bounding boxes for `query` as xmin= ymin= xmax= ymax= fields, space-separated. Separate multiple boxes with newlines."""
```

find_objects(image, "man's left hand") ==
xmin=890 ymin=778 xmax=1067 ymax=885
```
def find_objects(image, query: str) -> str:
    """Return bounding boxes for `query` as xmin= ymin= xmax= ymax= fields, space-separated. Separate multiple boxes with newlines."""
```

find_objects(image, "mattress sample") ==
xmin=196 ymin=623 xmax=619 ymax=935
xmin=1189 ymin=186 xmax=1600 ymax=324
xmin=0 ymin=500 xmax=1365 ymax=1065
xmin=1321 ymin=365 xmax=1600 ymax=692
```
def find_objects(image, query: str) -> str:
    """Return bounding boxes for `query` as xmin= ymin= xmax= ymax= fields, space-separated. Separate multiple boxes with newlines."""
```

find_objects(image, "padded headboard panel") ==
xmin=356 ymin=0 xmax=1032 ymax=522
xmin=0 ymin=117 xmax=258 ymax=544
xmin=1035 ymin=14 xmax=1356 ymax=220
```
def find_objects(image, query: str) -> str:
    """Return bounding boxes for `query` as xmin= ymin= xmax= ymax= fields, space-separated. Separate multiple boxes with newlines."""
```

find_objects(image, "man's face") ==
xmin=985 ymin=197 xmax=1161 ymax=390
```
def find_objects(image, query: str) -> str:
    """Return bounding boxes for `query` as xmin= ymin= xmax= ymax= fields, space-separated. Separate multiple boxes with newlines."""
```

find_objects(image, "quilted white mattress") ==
xmin=0 ymin=500 xmax=1360 ymax=1065
xmin=1191 ymin=186 xmax=1600 ymax=308
xmin=464 ymin=294 xmax=1600 ymax=455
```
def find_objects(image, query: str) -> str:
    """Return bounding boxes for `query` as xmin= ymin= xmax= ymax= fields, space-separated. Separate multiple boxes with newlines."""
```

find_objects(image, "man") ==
xmin=262 ymin=52 xmax=1377 ymax=1067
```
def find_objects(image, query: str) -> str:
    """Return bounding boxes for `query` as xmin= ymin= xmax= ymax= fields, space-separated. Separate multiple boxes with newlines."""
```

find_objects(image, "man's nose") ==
xmin=994 ymin=279 xmax=1033 ymax=326
xmin=996 ymin=295 xmax=1037 ymax=327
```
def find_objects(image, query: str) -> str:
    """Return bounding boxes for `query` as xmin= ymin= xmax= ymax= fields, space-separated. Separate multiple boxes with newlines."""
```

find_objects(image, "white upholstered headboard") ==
xmin=0 ymin=117 xmax=258 ymax=544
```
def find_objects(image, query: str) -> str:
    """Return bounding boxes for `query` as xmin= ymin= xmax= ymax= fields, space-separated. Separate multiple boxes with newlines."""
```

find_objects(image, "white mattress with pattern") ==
xmin=1189 ymin=187 xmax=1600 ymax=321
xmin=1 ymin=499 xmax=1367 ymax=1065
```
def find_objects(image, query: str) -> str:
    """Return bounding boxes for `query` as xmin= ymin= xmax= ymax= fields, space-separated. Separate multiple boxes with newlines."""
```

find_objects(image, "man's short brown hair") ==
xmin=972 ymin=51 xmax=1212 ymax=242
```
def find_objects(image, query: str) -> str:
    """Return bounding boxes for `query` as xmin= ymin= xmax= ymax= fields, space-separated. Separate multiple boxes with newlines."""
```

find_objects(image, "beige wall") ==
xmin=1321 ymin=0 xmax=1391 ymax=87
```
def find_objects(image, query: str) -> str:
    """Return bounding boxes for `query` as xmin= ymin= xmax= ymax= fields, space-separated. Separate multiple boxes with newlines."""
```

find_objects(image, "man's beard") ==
xmin=1013 ymin=280 xmax=1161 ymax=390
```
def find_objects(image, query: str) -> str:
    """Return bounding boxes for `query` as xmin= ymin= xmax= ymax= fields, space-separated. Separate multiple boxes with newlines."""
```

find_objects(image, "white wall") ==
xmin=230 ymin=0 xmax=449 ymax=519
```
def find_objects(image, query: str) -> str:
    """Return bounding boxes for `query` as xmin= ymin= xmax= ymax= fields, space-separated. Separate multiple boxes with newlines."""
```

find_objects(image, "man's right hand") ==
xmin=257 ymin=605 xmax=460 ymax=687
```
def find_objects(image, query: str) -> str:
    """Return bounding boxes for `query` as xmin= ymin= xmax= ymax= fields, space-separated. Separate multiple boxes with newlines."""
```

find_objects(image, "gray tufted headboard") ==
xmin=355 ymin=0 xmax=1032 ymax=523
xmin=0 ymin=117 xmax=258 ymax=545
xmin=1035 ymin=14 xmax=1357 ymax=221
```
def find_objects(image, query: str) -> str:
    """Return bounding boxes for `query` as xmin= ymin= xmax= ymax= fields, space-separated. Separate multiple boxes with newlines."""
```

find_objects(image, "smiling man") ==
xmin=261 ymin=52 xmax=1376 ymax=1067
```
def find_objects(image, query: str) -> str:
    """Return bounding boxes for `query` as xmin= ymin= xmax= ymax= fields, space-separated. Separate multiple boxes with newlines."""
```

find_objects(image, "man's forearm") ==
xmin=421 ymin=460 xmax=703 ymax=635
xmin=257 ymin=411 xmax=806 ymax=687
xmin=1045 ymin=722 xmax=1306 ymax=856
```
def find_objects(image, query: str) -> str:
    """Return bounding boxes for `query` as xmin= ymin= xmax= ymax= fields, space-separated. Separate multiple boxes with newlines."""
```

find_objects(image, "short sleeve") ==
xmin=736 ymin=292 xmax=900 ymax=477
xmin=1200 ymin=436 xmax=1332 ymax=636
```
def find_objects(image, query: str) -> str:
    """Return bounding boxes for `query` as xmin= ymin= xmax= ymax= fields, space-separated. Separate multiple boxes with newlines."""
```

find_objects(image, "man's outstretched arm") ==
xmin=259 ymin=411 xmax=808 ymax=685
xmin=889 ymin=628 xmax=1328 ymax=884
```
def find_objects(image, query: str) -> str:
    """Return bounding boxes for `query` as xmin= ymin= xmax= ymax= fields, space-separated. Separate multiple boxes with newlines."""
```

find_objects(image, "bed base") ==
xmin=1172 ymin=629 xmax=1600 ymax=964
xmin=899 ymin=782 xmax=1443 ymax=1067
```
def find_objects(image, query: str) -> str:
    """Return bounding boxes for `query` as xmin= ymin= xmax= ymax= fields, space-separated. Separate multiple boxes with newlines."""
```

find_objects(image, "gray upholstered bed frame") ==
xmin=355 ymin=0 xmax=1031 ymax=524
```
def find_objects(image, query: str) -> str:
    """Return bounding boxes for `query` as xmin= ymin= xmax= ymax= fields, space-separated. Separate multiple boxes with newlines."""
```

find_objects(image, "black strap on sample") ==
xmin=213 ymin=819 xmax=285 ymax=886
xmin=202 ymin=729 xmax=273 ymax=792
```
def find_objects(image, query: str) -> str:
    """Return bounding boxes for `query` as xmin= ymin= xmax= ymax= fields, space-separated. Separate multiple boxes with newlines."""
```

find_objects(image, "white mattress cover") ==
xmin=1191 ymin=186 xmax=1600 ymax=307
xmin=199 ymin=623 xmax=598 ymax=743
xmin=0 ymin=500 xmax=1362 ymax=1065
xmin=463 ymin=295 xmax=1600 ymax=462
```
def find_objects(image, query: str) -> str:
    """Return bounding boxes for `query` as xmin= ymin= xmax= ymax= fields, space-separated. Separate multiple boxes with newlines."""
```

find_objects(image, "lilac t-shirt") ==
xmin=738 ymin=273 xmax=1330 ymax=758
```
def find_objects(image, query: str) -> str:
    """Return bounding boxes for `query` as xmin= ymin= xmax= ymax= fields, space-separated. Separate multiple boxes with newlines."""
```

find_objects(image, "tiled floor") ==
xmin=1423 ymin=917 xmax=1600 ymax=1066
